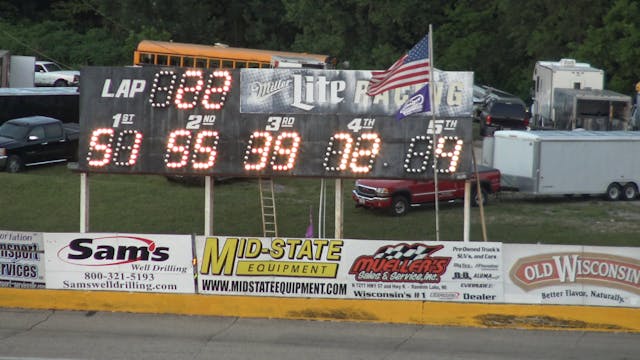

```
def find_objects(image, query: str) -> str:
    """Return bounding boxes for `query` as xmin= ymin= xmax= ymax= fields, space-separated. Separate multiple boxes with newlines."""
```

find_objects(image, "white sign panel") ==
xmin=44 ymin=233 xmax=195 ymax=294
xmin=0 ymin=230 xmax=45 ymax=288
xmin=195 ymin=236 xmax=503 ymax=302
xmin=504 ymin=244 xmax=639 ymax=307
xmin=240 ymin=69 xmax=474 ymax=117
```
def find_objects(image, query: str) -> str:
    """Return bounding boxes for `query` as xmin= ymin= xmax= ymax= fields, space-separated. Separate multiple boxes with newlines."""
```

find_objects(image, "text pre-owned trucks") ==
xmin=352 ymin=166 xmax=501 ymax=216
xmin=530 ymin=58 xmax=632 ymax=130
xmin=481 ymin=130 xmax=640 ymax=200
xmin=0 ymin=116 xmax=79 ymax=172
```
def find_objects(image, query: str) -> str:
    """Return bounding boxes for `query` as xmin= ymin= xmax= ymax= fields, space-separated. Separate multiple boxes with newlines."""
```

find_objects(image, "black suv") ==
xmin=475 ymin=90 xmax=529 ymax=136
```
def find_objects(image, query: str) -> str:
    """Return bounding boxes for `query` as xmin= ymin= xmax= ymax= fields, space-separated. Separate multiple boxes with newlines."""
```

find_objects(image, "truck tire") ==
xmin=605 ymin=183 xmax=623 ymax=201
xmin=622 ymin=183 xmax=638 ymax=200
xmin=54 ymin=79 xmax=68 ymax=87
xmin=6 ymin=155 xmax=24 ymax=173
xmin=390 ymin=196 xmax=409 ymax=216
xmin=471 ymin=186 xmax=488 ymax=207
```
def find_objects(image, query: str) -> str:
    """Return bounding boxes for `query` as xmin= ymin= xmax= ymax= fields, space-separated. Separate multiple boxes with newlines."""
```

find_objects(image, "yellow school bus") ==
xmin=133 ymin=40 xmax=336 ymax=69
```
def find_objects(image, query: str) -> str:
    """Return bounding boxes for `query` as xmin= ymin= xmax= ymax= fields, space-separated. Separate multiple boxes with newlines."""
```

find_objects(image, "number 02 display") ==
xmin=78 ymin=67 xmax=472 ymax=179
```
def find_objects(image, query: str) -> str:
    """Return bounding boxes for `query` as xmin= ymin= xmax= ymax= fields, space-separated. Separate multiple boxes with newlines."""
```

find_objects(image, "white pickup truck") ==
xmin=34 ymin=61 xmax=79 ymax=87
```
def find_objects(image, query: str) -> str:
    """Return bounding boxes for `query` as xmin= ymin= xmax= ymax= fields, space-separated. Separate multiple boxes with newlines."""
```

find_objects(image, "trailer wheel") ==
xmin=623 ymin=183 xmax=638 ymax=201
xmin=605 ymin=183 xmax=623 ymax=201
xmin=390 ymin=196 xmax=409 ymax=216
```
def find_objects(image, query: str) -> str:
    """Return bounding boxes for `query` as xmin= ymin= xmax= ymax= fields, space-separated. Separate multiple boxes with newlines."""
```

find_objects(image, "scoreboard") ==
xmin=77 ymin=67 xmax=474 ymax=179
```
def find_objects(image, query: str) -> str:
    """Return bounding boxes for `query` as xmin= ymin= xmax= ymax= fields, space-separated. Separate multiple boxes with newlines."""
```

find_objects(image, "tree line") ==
xmin=1 ymin=0 xmax=639 ymax=101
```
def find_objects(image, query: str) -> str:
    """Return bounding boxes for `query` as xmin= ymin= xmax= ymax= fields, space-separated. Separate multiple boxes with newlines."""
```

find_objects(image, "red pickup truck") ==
xmin=352 ymin=166 xmax=501 ymax=216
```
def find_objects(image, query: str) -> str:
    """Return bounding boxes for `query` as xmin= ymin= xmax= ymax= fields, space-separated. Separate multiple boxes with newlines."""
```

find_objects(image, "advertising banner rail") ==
xmin=195 ymin=236 xmax=504 ymax=302
xmin=504 ymin=244 xmax=639 ymax=307
xmin=44 ymin=233 xmax=195 ymax=293
xmin=0 ymin=230 xmax=45 ymax=288
xmin=2 ymin=230 xmax=634 ymax=309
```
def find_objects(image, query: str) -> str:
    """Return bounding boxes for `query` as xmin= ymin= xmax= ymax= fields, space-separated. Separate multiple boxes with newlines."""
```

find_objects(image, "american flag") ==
xmin=367 ymin=34 xmax=430 ymax=96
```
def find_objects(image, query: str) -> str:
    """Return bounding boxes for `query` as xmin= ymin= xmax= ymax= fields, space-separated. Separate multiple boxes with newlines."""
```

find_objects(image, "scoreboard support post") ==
xmin=80 ymin=172 xmax=89 ymax=233
xmin=204 ymin=176 xmax=215 ymax=236
xmin=463 ymin=180 xmax=470 ymax=242
xmin=334 ymin=179 xmax=343 ymax=238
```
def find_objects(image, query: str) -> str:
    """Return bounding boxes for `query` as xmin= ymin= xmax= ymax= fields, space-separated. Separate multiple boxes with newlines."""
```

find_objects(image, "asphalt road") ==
xmin=0 ymin=308 xmax=637 ymax=360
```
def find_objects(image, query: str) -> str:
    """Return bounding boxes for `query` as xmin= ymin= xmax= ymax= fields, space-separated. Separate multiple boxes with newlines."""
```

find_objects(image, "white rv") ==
xmin=531 ymin=59 xmax=604 ymax=127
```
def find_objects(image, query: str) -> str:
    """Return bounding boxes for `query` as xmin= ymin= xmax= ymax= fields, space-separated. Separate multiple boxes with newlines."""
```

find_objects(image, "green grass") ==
xmin=1 ymin=164 xmax=639 ymax=247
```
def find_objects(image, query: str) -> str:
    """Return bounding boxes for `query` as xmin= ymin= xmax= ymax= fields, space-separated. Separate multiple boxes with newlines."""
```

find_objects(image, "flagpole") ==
xmin=428 ymin=24 xmax=440 ymax=241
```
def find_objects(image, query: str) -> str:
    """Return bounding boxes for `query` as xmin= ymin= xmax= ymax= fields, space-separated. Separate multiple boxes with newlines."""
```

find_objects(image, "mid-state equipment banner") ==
xmin=504 ymin=244 xmax=639 ymax=307
xmin=44 ymin=233 xmax=195 ymax=293
xmin=195 ymin=236 xmax=503 ymax=302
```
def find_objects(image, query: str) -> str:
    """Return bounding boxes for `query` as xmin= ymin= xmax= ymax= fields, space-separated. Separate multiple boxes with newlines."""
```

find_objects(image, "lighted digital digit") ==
xmin=202 ymin=70 xmax=232 ymax=110
xmin=350 ymin=132 xmax=381 ymax=173
xmin=244 ymin=131 xmax=273 ymax=171
xmin=112 ymin=130 xmax=143 ymax=167
xmin=165 ymin=129 xmax=192 ymax=168
xmin=174 ymin=70 xmax=204 ymax=109
xmin=434 ymin=136 xmax=463 ymax=173
xmin=191 ymin=130 xmax=219 ymax=170
xmin=149 ymin=70 xmax=177 ymax=108
xmin=323 ymin=132 xmax=353 ymax=172
xmin=404 ymin=135 xmax=433 ymax=174
xmin=87 ymin=128 xmax=114 ymax=167
xmin=271 ymin=132 xmax=301 ymax=171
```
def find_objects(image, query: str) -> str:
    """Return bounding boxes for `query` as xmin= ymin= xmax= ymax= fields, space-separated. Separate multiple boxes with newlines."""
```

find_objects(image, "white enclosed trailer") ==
xmin=482 ymin=130 xmax=640 ymax=200
xmin=532 ymin=59 xmax=604 ymax=127
xmin=0 ymin=51 xmax=35 ymax=88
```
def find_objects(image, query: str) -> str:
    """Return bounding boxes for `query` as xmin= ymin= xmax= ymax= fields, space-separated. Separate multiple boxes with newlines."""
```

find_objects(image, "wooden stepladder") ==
xmin=259 ymin=177 xmax=278 ymax=237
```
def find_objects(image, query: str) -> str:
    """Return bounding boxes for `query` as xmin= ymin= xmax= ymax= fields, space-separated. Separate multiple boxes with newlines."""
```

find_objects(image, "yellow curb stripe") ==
xmin=1 ymin=288 xmax=637 ymax=332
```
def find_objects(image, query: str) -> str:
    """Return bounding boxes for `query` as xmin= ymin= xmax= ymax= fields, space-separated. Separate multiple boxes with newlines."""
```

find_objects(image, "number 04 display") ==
xmin=78 ymin=67 xmax=472 ymax=179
